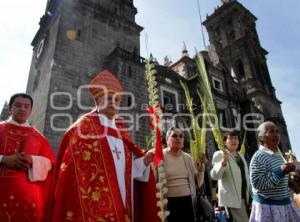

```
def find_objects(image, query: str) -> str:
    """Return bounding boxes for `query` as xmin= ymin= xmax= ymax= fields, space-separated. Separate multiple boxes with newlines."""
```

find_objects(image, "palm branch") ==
xmin=195 ymin=51 xmax=240 ymax=201
xmin=195 ymin=52 xmax=225 ymax=150
xmin=239 ymin=131 xmax=247 ymax=157
xmin=180 ymin=81 xmax=207 ymax=161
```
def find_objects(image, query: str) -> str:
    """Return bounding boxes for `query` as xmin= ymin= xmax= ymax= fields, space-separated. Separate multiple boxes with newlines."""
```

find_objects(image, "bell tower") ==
xmin=203 ymin=0 xmax=291 ymax=150
xmin=26 ymin=0 xmax=149 ymax=151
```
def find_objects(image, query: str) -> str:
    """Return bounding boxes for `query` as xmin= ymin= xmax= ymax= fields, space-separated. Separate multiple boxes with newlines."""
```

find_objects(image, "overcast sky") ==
xmin=0 ymin=0 xmax=299 ymax=157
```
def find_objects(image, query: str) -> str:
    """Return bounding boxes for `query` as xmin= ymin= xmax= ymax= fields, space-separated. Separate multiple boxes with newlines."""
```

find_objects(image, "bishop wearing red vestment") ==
xmin=0 ymin=93 xmax=55 ymax=222
xmin=51 ymin=70 xmax=160 ymax=222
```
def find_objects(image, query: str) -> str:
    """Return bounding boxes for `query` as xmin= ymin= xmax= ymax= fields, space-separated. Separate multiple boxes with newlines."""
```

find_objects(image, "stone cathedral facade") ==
xmin=23 ymin=0 xmax=290 ymax=158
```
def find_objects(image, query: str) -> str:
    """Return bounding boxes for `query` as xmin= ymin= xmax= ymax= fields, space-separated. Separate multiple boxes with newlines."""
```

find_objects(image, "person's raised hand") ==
xmin=196 ymin=153 xmax=208 ymax=171
xmin=144 ymin=149 xmax=155 ymax=166
xmin=222 ymin=151 xmax=229 ymax=167
xmin=282 ymin=162 xmax=296 ymax=174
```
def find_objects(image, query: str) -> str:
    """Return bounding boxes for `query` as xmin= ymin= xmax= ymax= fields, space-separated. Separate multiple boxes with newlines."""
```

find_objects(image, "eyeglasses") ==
xmin=171 ymin=134 xmax=183 ymax=138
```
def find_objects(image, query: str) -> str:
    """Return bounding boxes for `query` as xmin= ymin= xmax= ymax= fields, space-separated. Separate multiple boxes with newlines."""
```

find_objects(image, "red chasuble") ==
xmin=0 ymin=121 xmax=55 ymax=222
xmin=51 ymin=111 xmax=160 ymax=222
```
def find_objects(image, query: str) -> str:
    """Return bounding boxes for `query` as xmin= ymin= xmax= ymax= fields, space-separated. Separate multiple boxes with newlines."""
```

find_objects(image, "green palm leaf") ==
xmin=195 ymin=51 xmax=239 ymax=202
xmin=239 ymin=131 xmax=247 ymax=157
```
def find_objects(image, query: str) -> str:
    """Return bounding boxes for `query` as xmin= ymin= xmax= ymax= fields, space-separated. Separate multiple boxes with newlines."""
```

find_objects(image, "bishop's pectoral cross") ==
xmin=112 ymin=146 xmax=121 ymax=160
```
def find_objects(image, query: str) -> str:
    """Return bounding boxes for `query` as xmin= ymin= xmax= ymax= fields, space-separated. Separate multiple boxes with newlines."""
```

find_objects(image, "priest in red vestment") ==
xmin=0 ymin=93 xmax=55 ymax=222
xmin=51 ymin=70 xmax=160 ymax=222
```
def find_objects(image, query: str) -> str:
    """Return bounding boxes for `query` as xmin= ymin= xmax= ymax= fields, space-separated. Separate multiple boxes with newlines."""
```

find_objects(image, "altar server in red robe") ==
xmin=51 ymin=69 xmax=160 ymax=222
xmin=0 ymin=93 xmax=55 ymax=222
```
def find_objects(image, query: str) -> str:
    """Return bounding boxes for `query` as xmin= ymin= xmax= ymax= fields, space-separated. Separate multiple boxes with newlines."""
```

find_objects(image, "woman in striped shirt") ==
xmin=249 ymin=121 xmax=300 ymax=222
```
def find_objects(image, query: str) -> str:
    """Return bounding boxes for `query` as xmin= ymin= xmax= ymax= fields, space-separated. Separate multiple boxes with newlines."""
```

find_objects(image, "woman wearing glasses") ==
xmin=162 ymin=127 xmax=206 ymax=222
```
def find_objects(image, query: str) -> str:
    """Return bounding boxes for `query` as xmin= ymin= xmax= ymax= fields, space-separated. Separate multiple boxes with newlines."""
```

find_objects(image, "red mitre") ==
xmin=89 ymin=69 xmax=124 ymax=101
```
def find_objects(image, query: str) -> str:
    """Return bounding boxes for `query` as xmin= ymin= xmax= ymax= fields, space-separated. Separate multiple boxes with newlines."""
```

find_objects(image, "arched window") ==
xmin=227 ymin=19 xmax=236 ymax=40
xmin=235 ymin=59 xmax=246 ymax=81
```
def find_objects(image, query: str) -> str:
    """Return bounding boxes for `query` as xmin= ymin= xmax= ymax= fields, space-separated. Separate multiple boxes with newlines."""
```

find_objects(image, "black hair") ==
xmin=223 ymin=130 xmax=240 ymax=142
xmin=9 ymin=93 xmax=33 ymax=108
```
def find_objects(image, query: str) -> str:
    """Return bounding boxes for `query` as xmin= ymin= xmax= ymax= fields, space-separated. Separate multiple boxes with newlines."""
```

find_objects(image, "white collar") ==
xmin=98 ymin=114 xmax=116 ymax=129
xmin=6 ymin=117 xmax=30 ymax=127
xmin=259 ymin=145 xmax=279 ymax=156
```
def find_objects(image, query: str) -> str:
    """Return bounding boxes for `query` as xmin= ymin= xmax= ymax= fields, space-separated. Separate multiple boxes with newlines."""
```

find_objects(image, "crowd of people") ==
xmin=1 ymin=69 xmax=300 ymax=222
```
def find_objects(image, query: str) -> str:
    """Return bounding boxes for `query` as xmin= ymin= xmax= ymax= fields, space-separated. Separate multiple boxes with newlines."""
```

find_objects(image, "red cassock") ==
xmin=0 ymin=121 xmax=55 ymax=222
xmin=51 ymin=111 xmax=160 ymax=222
